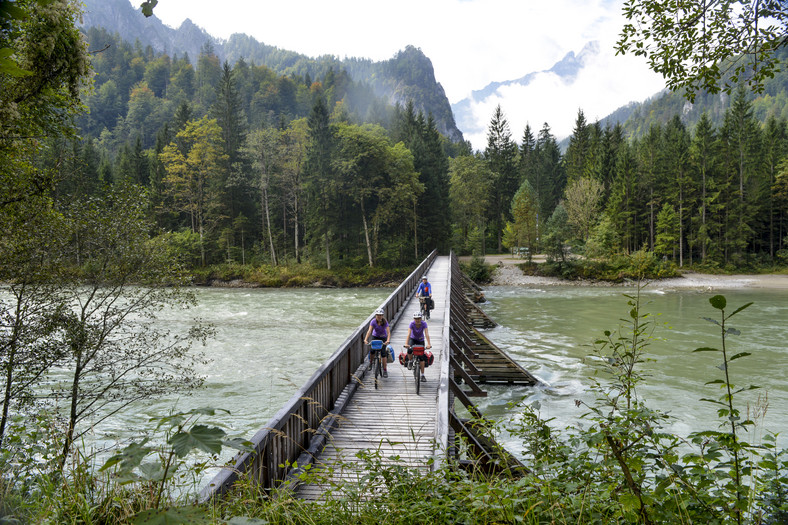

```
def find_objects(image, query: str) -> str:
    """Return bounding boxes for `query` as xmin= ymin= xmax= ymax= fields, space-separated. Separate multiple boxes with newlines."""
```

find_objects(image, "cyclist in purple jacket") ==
xmin=364 ymin=308 xmax=391 ymax=377
xmin=405 ymin=311 xmax=431 ymax=381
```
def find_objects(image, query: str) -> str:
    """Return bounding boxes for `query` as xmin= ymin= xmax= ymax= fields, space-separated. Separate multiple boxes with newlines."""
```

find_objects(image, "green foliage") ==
xmin=528 ymin=249 xmax=679 ymax=282
xmin=101 ymin=407 xmax=251 ymax=517
xmin=461 ymin=254 xmax=493 ymax=283
xmin=617 ymin=0 xmax=787 ymax=101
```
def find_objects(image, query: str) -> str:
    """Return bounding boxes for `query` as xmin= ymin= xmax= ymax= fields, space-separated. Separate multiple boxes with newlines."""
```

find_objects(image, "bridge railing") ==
xmin=432 ymin=251 xmax=453 ymax=470
xmin=200 ymin=250 xmax=438 ymax=500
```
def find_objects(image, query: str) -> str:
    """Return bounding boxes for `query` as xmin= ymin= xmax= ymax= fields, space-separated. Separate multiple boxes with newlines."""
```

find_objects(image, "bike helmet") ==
xmin=413 ymin=311 xmax=422 ymax=318
xmin=374 ymin=308 xmax=384 ymax=316
xmin=422 ymin=275 xmax=428 ymax=279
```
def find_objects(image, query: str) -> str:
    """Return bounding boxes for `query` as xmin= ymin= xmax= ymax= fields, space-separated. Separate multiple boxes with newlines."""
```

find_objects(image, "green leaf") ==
xmin=704 ymin=379 xmax=724 ymax=385
xmin=0 ymin=3 xmax=27 ymax=20
xmin=226 ymin=518 xmax=270 ymax=524
xmin=223 ymin=437 xmax=255 ymax=453
xmin=140 ymin=0 xmax=158 ymax=18
xmin=169 ymin=425 xmax=225 ymax=458
xmin=729 ymin=352 xmax=751 ymax=361
xmin=709 ymin=295 xmax=726 ymax=310
xmin=138 ymin=461 xmax=169 ymax=482
xmin=101 ymin=441 xmax=152 ymax=472
xmin=620 ymin=492 xmax=641 ymax=512
xmin=693 ymin=346 xmax=719 ymax=352
xmin=131 ymin=505 xmax=212 ymax=525
xmin=729 ymin=302 xmax=753 ymax=317
xmin=726 ymin=327 xmax=741 ymax=336
xmin=0 ymin=50 xmax=33 ymax=77
xmin=700 ymin=398 xmax=727 ymax=406
xmin=702 ymin=317 xmax=721 ymax=326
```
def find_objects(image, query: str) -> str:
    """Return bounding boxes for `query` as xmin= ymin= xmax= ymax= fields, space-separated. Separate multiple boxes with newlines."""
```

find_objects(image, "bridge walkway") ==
xmin=296 ymin=256 xmax=450 ymax=500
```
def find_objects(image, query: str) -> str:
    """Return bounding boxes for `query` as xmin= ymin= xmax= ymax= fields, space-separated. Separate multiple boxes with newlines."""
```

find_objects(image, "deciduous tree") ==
xmin=617 ymin=0 xmax=788 ymax=99
xmin=159 ymin=117 xmax=228 ymax=266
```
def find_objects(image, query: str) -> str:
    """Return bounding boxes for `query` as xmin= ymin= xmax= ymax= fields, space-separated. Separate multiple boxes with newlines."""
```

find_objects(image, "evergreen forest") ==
xmin=45 ymin=27 xmax=788 ymax=276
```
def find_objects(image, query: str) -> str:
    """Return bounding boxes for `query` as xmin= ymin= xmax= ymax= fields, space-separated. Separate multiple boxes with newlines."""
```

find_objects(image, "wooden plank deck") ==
xmin=296 ymin=256 xmax=451 ymax=500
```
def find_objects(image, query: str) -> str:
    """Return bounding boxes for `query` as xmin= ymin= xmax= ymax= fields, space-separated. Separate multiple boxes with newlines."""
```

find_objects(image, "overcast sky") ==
xmin=145 ymin=0 xmax=667 ymax=147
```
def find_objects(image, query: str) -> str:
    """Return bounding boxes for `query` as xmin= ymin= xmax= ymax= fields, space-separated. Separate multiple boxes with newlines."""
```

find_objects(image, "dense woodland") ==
xmin=44 ymin=28 xmax=788 ymax=273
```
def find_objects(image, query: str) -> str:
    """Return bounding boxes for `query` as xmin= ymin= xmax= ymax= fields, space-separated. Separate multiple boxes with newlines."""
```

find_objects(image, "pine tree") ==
xmin=564 ymin=109 xmax=591 ymax=184
xmin=664 ymin=116 xmax=692 ymax=266
xmin=719 ymin=87 xmax=762 ymax=262
xmin=533 ymin=123 xmax=565 ymax=233
xmin=606 ymin=142 xmax=639 ymax=253
xmin=304 ymin=95 xmax=335 ymax=268
xmin=484 ymin=105 xmax=519 ymax=253
xmin=637 ymin=123 xmax=664 ymax=250
xmin=762 ymin=116 xmax=787 ymax=258
xmin=690 ymin=113 xmax=718 ymax=262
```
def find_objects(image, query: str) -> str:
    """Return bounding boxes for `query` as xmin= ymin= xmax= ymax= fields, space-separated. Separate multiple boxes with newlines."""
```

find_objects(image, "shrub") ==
xmin=463 ymin=254 xmax=493 ymax=283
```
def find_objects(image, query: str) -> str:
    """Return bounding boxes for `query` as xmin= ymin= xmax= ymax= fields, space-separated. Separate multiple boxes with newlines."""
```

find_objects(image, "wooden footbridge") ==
xmin=200 ymin=251 xmax=539 ymax=502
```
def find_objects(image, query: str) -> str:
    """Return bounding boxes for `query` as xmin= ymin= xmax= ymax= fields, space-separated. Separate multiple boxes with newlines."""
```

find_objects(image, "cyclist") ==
xmin=416 ymin=275 xmax=433 ymax=319
xmin=364 ymin=308 xmax=391 ymax=377
xmin=405 ymin=311 xmax=431 ymax=381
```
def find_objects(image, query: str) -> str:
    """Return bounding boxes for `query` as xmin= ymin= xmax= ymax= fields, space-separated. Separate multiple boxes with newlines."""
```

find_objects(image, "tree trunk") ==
xmin=198 ymin=220 xmax=205 ymax=267
xmin=649 ymin=187 xmax=655 ymax=250
xmin=61 ymin=351 xmax=83 ymax=467
xmin=263 ymin=187 xmax=277 ymax=266
xmin=361 ymin=200 xmax=373 ymax=267
xmin=324 ymin=229 xmax=331 ymax=270
xmin=294 ymin=192 xmax=300 ymax=264
xmin=701 ymin=161 xmax=707 ymax=261
xmin=413 ymin=199 xmax=418 ymax=260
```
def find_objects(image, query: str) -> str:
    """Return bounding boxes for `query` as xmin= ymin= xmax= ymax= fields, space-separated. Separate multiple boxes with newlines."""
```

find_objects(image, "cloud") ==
xmin=147 ymin=0 xmax=644 ymax=101
xmin=462 ymin=39 xmax=665 ymax=151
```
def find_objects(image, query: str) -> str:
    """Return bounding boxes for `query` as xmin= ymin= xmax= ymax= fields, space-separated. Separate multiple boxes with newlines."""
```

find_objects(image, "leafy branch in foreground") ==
xmin=616 ymin=0 xmax=788 ymax=101
xmin=101 ymin=407 xmax=252 ymax=524
xmin=691 ymin=295 xmax=756 ymax=524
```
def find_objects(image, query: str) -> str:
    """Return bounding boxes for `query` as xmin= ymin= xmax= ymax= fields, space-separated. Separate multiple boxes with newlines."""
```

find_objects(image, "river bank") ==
xmin=190 ymin=263 xmax=409 ymax=288
xmin=460 ymin=254 xmax=788 ymax=290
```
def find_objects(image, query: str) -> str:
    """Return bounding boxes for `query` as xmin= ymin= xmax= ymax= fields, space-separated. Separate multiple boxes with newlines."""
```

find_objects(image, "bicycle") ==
xmin=405 ymin=345 xmax=427 ymax=395
xmin=419 ymin=296 xmax=431 ymax=320
xmin=368 ymin=340 xmax=387 ymax=389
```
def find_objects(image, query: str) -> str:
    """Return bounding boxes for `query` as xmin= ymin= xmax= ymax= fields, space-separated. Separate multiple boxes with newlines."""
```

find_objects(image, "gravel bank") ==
xmin=479 ymin=258 xmax=788 ymax=290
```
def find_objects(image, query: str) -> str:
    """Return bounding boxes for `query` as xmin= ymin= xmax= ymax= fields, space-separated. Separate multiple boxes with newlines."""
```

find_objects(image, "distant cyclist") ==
xmin=416 ymin=275 xmax=432 ymax=319
xmin=364 ymin=308 xmax=391 ymax=377
xmin=405 ymin=311 xmax=431 ymax=381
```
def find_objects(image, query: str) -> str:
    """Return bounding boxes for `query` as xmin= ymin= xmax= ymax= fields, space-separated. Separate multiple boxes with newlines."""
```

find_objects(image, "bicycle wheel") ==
xmin=414 ymin=359 xmax=421 ymax=395
xmin=374 ymin=352 xmax=381 ymax=389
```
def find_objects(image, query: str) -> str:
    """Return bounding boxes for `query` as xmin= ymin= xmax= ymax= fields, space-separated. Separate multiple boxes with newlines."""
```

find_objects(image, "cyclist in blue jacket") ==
xmin=416 ymin=275 xmax=432 ymax=319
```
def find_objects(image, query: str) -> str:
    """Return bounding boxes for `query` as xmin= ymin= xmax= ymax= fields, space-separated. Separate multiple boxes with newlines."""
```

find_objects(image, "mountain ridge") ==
xmin=79 ymin=0 xmax=463 ymax=142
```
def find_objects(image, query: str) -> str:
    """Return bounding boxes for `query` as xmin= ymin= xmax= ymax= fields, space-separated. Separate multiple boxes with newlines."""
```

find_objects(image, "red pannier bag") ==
xmin=425 ymin=351 xmax=434 ymax=367
xmin=398 ymin=351 xmax=408 ymax=366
